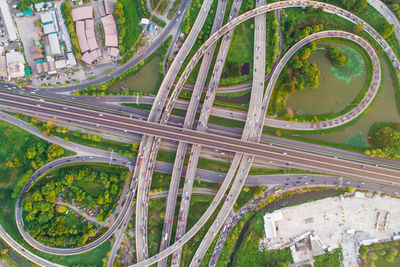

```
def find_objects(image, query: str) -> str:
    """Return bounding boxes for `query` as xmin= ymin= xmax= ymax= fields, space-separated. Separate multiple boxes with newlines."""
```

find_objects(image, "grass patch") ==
xmin=215 ymin=212 xmax=254 ymax=267
xmin=167 ymin=0 xmax=183 ymax=19
xmin=220 ymin=19 xmax=254 ymax=86
xmin=314 ymin=248 xmax=342 ymax=267
xmin=122 ymin=103 xmax=153 ymax=110
xmin=148 ymin=198 xmax=167 ymax=257
xmin=117 ymin=0 xmax=141 ymax=59
xmin=231 ymin=213 xmax=293 ymax=266
xmin=181 ymin=196 xmax=222 ymax=266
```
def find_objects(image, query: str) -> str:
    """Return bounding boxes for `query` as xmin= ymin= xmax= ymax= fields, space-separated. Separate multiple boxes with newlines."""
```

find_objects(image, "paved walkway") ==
xmin=146 ymin=0 xmax=170 ymax=23
xmin=54 ymin=201 xmax=109 ymax=227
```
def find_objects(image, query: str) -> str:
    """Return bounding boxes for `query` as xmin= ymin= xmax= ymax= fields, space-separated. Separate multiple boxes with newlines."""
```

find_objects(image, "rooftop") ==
xmin=0 ymin=1 xmax=17 ymax=41
xmin=71 ymin=5 xmax=93 ymax=21
xmin=101 ymin=14 xmax=118 ymax=47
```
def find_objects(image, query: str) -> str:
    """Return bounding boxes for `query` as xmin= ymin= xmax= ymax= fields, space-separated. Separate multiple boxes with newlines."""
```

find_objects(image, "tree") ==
xmin=47 ymin=144 xmax=64 ymax=160
xmin=373 ymin=126 xmax=396 ymax=148
xmin=38 ymin=212 xmax=54 ymax=224
xmin=17 ymin=0 xmax=30 ymax=11
xmin=342 ymin=0 xmax=367 ymax=12
xmin=34 ymin=20 xmax=42 ymax=27
xmin=6 ymin=161 xmax=14 ymax=168
xmin=57 ymin=205 xmax=67 ymax=213
xmin=381 ymin=24 xmax=395 ymax=39
xmin=384 ymin=253 xmax=395 ymax=263
xmin=354 ymin=22 xmax=364 ymax=34
xmin=368 ymin=252 xmax=378 ymax=261
xmin=300 ymin=48 xmax=311 ymax=60
xmin=327 ymin=47 xmax=346 ymax=68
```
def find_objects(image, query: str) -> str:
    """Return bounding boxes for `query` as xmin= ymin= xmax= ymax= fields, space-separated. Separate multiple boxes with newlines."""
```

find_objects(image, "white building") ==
xmin=0 ymin=1 xmax=17 ymax=41
xmin=140 ymin=18 xmax=149 ymax=26
xmin=6 ymin=51 xmax=25 ymax=80
xmin=48 ymin=33 xmax=61 ymax=56
xmin=35 ymin=2 xmax=53 ymax=12
xmin=264 ymin=211 xmax=283 ymax=239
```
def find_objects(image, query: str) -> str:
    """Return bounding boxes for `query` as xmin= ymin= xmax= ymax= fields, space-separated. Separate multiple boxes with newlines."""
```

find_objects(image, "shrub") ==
xmin=368 ymin=252 xmax=378 ymax=261
xmin=384 ymin=253 xmax=395 ymax=263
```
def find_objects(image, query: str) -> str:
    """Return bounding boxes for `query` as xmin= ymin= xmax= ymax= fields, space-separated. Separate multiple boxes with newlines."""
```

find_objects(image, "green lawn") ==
xmin=220 ymin=19 xmax=254 ymax=86
xmin=148 ymin=198 xmax=167 ymax=257
xmin=120 ymin=0 xmax=142 ymax=56
xmin=121 ymin=103 xmax=153 ymax=110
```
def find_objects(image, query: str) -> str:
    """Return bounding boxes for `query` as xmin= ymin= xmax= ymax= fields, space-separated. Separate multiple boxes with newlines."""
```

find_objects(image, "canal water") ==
xmin=108 ymin=56 xmax=162 ymax=94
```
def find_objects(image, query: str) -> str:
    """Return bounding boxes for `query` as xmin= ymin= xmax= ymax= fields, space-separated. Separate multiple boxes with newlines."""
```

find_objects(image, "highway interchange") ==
xmin=1 ymin=0 xmax=400 ymax=266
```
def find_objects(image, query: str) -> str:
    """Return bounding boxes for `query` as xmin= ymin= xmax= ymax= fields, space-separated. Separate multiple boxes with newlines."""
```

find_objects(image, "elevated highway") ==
xmin=158 ymin=1 xmax=228 ymax=266
xmin=1 ymin=0 xmax=400 ymax=264
xmin=170 ymin=0 xmax=243 ymax=264
xmin=134 ymin=0 xmax=216 ymax=262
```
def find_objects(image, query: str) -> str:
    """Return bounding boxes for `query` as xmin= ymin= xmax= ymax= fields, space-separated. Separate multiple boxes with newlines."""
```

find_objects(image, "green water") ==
xmin=286 ymin=49 xmax=366 ymax=115
xmin=108 ymin=56 xmax=162 ymax=93
xmin=299 ymin=56 xmax=400 ymax=144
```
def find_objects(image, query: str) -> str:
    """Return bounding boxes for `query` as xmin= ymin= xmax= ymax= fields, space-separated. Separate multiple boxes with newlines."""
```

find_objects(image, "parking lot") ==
xmin=265 ymin=194 xmax=400 ymax=267
xmin=14 ymin=15 xmax=38 ymax=69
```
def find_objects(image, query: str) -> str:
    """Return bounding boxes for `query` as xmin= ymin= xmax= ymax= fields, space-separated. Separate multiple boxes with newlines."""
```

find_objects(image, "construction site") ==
xmin=261 ymin=192 xmax=400 ymax=267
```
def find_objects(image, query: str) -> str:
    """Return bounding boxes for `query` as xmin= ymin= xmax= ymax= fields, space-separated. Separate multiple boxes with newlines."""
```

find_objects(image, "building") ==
xmin=48 ymin=33 xmax=61 ymax=56
xmin=42 ymin=23 xmax=56 ymax=35
xmin=67 ymin=52 xmax=77 ymax=67
xmin=85 ymin=19 xmax=98 ymax=51
xmin=40 ymin=12 xmax=53 ymax=25
xmin=72 ymin=6 xmax=101 ymax=64
xmin=101 ymin=14 xmax=119 ymax=58
xmin=35 ymin=2 xmax=53 ymax=12
xmin=104 ymin=0 xmax=111 ymax=14
xmin=6 ymin=51 xmax=25 ymax=80
xmin=140 ymin=18 xmax=150 ymax=26
xmin=101 ymin=15 xmax=118 ymax=47
xmin=30 ymin=46 xmax=44 ymax=60
xmin=71 ymin=6 xmax=93 ymax=21
xmin=76 ymin=20 xmax=89 ymax=53
xmin=55 ymin=59 xmax=67 ymax=70
xmin=263 ymin=211 xmax=283 ymax=239
xmin=0 ymin=0 xmax=18 ymax=41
